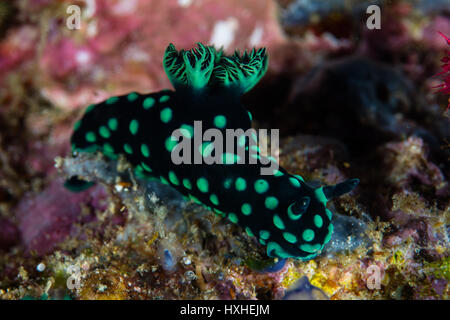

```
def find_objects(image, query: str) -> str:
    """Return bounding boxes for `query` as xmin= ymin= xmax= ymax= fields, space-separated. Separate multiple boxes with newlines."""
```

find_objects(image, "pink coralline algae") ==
xmin=15 ymin=179 xmax=107 ymax=255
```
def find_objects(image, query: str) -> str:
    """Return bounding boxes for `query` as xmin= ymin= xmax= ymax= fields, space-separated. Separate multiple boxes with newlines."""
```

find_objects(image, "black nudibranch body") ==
xmin=68 ymin=43 xmax=359 ymax=260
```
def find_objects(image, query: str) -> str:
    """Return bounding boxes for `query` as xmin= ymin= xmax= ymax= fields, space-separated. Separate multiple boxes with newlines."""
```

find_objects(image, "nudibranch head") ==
xmin=266 ymin=179 xmax=359 ymax=260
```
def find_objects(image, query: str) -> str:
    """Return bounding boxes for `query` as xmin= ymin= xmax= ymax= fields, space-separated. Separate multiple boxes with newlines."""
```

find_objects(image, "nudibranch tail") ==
xmin=323 ymin=178 xmax=359 ymax=200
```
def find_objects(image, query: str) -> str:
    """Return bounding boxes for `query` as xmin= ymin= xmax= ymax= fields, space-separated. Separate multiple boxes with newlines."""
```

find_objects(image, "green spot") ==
xmin=254 ymin=179 xmax=269 ymax=194
xmin=103 ymin=143 xmax=114 ymax=154
xmin=210 ymin=194 xmax=219 ymax=205
xmin=245 ymin=227 xmax=254 ymax=237
xmin=160 ymin=107 xmax=172 ymax=123
xmin=108 ymin=118 xmax=118 ymax=131
xmin=74 ymin=120 xmax=81 ymax=131
xmin=160 ymin=176 xmax=169 ymax=185
xmin=235 ymin=177 xmax=246 ymax=191
xmin=141 ymin=162 xmax=152 ymax=172
xmin=289 ymin=177 xmax=301 ymax=188
xmin=241 ymin=203 xmax=252 ymax=215
xmin=265 ymin=196 xmax=278 ymax=210
xmin=196 ymin=177 xmax=209 ymax=193
xmin=314 ymin=215 xmax=323 ymax=228
xmin=180 ymin=124 xmax=194 ymax=139
xmin=238 ymin=135 xmax=246 ymax=148
xmin=294 ymin=174 xmax=304 ymax=182
xmin=143 ymin=97 xmax=155 ymax=109
xmin=287 ymin=203 xmax=302 ymax=220
xmin=223 ymin=178 xmax=233 ymax=189
xmin=259 ymin=239 xmax=267 ymax=245
xmin=214 ymin=115 xmax=227 ymax=128
xmin=168 ymin=171 xmax=179 ymax=185
xmin=183 ymin=178 xmax=192 ymax=190
xmin=273 ymin=214 xmax=285 ymax=230
xmin=103 ymin=143 xmax=117 ymax=159
xmin=228 ymin=213 xmax=238 ymax=224
xmin=106 ymin=97 xmax=119 ymax=104
xmin=300 ymin=243 xmax=321 ymax=254
xmin=129 ymin=119 xmax=139 ymax=135
xmin=85 ymin=131 xmax=96 ymax=143
xmin=223 ymin=153 xmax=240 ymax=164
xmin=127 ymin=92 xmax=138 ymax=101
xmin=324 ymin=223 xmax=333 ymax=244
xmin=248 ymin=111 xmax=252 ymax=121
xmin=315 ymin=187 xmax=328 ymax=205
xmin=260 ymin=230 xmax=270 ymax=240
xmin=266 ymin=242 xmax=293 ymax=259
xmin=124 ymin=143 xmax=133 ymax=154
xmin=214 ymin=208 xmax=225 ymax=217
xmin=189 ymin=194 xmax=202 ymax=204
xmin=273 ymin=169 xmax=284 ymax=177
xmin=283 ymin=232 xmax=297 ymax=244
xmin=141 ymin=144 xmax=150 ymax=157
xmin=165 ymin=136 xmax=177 ymax=152
xmin=99 ymin=126 xmax=110 ymax=138
xmin=159 ymin=95 xmax=170 ymax=103
xmin=302 ymin=229 xmax=315 ymax=242
xmin=200 ymin=141 xmax=214 ymax=157
xmin=325 ymin=209 xmax=332 ymax=221
xmin=86 ymin=104 xmax=95 ymax=113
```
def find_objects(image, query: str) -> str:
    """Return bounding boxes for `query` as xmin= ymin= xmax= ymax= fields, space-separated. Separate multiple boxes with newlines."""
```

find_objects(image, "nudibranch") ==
xmin=68 ymin=43 xmax=359 ymax=260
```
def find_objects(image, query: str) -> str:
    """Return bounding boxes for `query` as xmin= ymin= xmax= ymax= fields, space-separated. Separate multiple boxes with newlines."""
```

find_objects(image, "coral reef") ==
xmin=0 ymin=0 xmax=448 ymax=300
